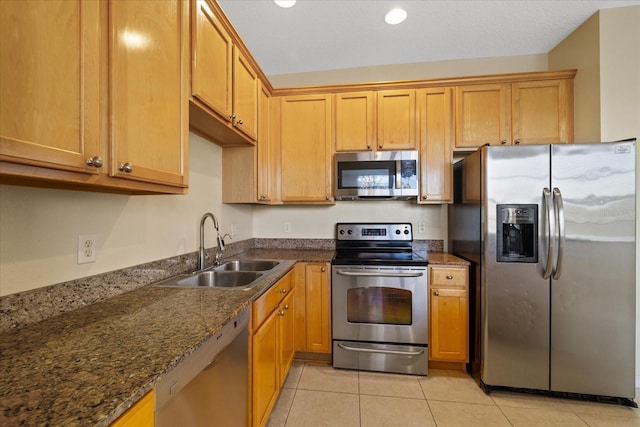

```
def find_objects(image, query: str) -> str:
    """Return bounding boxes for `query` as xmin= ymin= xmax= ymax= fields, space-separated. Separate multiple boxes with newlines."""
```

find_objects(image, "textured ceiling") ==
xmin=217 ymin=0 xmax=640 ymax=77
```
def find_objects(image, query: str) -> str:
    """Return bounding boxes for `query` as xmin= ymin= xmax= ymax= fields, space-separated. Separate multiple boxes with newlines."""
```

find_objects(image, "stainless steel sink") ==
xmin=154 ymin=271 xmax=262 ymax=289
xmin=214 ymin=260 xmax=280 ymax=272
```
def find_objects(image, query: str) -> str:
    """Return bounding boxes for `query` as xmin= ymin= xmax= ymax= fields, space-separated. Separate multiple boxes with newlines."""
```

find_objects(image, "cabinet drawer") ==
xmin=253 ymin=271 xmax=293 ymax=329
xmin=430 ymin=267 xmax=467 ymax=288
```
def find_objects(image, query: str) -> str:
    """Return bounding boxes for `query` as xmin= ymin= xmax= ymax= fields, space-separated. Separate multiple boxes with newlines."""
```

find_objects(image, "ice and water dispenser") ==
xmin=496 ymin=204 xmax=538 ymax=263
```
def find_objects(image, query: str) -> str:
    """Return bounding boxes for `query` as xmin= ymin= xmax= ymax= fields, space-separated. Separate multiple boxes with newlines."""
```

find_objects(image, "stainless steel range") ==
xmin=331 ymin=223 xmax=428 ymax=375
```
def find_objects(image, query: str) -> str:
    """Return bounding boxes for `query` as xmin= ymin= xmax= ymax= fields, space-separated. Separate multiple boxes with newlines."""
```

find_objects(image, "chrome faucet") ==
xmin=198 ymin=212 xmax=225 ymax=270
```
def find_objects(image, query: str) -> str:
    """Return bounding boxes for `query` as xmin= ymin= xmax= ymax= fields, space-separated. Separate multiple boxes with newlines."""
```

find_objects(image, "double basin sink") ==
xmin=154 ymin=260 xmax=281 ymax=290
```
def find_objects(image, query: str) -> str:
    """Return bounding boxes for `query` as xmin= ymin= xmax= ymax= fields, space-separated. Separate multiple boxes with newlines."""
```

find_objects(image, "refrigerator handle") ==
xmin=552 ymin=187 xmax=565 ymax=280
xmin=543 ymin=188 xmax=556 ymax=279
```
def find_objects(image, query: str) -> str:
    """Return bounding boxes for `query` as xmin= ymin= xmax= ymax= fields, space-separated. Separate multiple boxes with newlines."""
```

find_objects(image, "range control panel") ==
xmin=336 ymin=223 xmax=413 ymax=241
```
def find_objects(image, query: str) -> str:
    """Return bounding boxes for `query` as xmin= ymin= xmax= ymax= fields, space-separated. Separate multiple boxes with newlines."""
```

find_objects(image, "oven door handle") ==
xmin=335 ymin=270 xmax=424 ymax=278
xmin=337 ymin=343 xmax=425 ymax=356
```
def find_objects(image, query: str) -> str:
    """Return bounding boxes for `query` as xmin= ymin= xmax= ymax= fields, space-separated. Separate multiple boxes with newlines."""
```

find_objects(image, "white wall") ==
xmin=0 ymin=133 xmax=254 ymax=296
xmin=252 ymin=203 xmax=445 ymax=241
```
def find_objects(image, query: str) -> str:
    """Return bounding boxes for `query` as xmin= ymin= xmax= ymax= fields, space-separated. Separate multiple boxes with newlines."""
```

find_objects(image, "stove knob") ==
xmin=347 ymin=230 xmax=353 ymax=235
xmin=404 ymin=229 xmax=409 ymax=235
xmin=395 ymin=229 xmax=401 ymax=235
xmin=339 ymin=229 xmax=345 ymax=235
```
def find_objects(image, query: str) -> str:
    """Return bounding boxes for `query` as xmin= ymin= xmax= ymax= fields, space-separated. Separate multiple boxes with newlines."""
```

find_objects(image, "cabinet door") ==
xmin=0 ymin=0 xmax=101 ymax=174
xmin=334 ymin=91 xmax=376 ymax=152
xmin=305 ymin=263 xmax=331 ymax=353
xmin=192 ymin=0 xmax=232 ymax=121
xmin=279 ymin=95 xmax=333 ymax=203
xmin=233 ymin=48 xmax=258 ymax=140
xmin=111 ymin=390 xmax=154 ymax=427
xmin=110 ymin=0 xmax=188 ymax=187
xmin=278 ymin=291 xmax=296 ymax=382
xmin=377 ymin=90 xmax=416 ymax=150
xmin=252 ymin=311 xmax=279 ymax=427
xmin=455 ymin=84 xmax=511 ymax=149
xmin=418 ymin=87 xmax=453 ymax=203
xmin=512 ymin=79 xmax=573 ymax=145
xmin=430 ymin=288 xmax=468 ymax=362
xmin=256 ymin=83 xmax=272 ymax=203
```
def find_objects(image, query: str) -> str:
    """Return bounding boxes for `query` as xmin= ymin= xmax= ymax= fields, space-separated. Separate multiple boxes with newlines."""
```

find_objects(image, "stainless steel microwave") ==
xmin=334 ymin=151 xmax=419 ymax=200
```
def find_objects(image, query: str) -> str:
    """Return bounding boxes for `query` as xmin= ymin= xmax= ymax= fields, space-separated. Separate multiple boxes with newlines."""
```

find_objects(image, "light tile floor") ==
xmin=267 ymin=361 xmax=640 ymax=427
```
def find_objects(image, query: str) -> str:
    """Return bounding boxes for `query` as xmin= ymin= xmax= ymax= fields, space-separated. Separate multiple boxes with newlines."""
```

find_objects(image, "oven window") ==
xmin=346 ymin=287 xmax=412 ymax=325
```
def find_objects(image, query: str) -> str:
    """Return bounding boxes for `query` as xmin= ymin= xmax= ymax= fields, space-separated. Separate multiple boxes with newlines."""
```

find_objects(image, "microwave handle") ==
xmin=395 ymin=160 xmax=402 ymax=189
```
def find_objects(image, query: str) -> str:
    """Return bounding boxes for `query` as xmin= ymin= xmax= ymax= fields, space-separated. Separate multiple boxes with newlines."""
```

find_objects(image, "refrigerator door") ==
xmin=482 ymin=145 xmax=552 ymax=389
xmin=550 ymin=142 xmax=636 ymax=398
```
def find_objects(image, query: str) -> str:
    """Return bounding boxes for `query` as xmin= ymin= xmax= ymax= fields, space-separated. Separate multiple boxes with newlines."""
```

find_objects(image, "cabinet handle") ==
xmin=500 ymin=139 xmax=507 ymax=145
xmin=515 ymin=139 xmax=521 ymax=145
xmin=446 ymin=275 xmax=453 ymax=280
xmin=278 ymin=310 xmax=285 ymax=316
xmin=378 ymin=145 xmax=383 ymax=150
xmin=85 ymin=156 xmax=103 ymax=168
xmin=118 ymin=163 xmax=133 ymax=173
xmin=259 ymin=194 xmax=267 ymax=200
xmin=422 ymin=195 xmax=428 ymax=200
xmin=321 ymin=267 xmax=326 ymax=272
xmin=283 ymin=304 xmax=289 ymax=310
xmin=366 ymin=145 xmax=371 ymax=150
xmin=230 ymin=113 xmax=236 ymax=120
xmin=433 ymin=290 xmax=439 ymax=296
xmin=280 ymin=289 xmax=287 ymax=294
xmin=237 ymin=119 xmax=243 ymax=125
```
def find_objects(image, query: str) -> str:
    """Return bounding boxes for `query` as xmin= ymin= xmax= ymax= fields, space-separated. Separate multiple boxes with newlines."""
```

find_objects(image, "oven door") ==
xmin=331 ymin=266 xmax=428 ymax=345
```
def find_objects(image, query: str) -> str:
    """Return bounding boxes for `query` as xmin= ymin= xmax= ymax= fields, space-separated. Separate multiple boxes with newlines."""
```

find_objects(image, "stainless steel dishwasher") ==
xmin=155 ymin=306 xmax=249 ymax=427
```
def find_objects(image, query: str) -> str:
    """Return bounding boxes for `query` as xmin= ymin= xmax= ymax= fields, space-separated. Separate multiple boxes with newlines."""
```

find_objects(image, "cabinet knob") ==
xmin=433 ymin=290 xmax=439 ymax=296
xmin=378 ymin=145 xmax=383 ymax=150
xmin=366 ymin=145 xmax=371 ymax=150
xmin=278 ymin=310 xmax=285 ymax=316
xmin=283 ymin=304 xmax=289 ymax=310
xmin=515 ymin=139 xmax=521 ymax=145
xmin=118 ymin=162 xmax=133 ymax=173
xmin=446 ymin=275 xmax=453 ymax=280
xmin=237 ymin=119 xmax=243 ymax=125
xmin=422 ymin=195 xmax=428 ymax=200
xmin=259 ymin=194 xmax=267 ymax=200
xmin=321 ymin=267 xmax=326 ymax=272
xmin=500 ymin=139 xmax=507 ymax=145
xmin=230 ymin=113 xmax=236 ymax=120
xmin=85 ymin=156 xmax=103 ymax=168
xmin=280 ymin=288 xmax=287 ymax=294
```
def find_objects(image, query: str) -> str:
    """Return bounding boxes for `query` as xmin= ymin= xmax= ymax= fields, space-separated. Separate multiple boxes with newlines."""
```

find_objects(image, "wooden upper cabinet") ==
xmin=192 ymin=0 xmax=232 ymax=121
xmin=512 ymin=79 xmax=573 ymax=145
xmin=190 ymin=0 xmax=258 ymax=145
xmin=377 ymin=90 xmax=417 ymax=150
xmin=334 ymin=91 xmax=376 ymax=152
xmin=455 ymin=83 xmax=511 ymax=149
xmin=257 ymin=82 xmax=280 ymax=203
xmin=109 ymin=0 xmax=188 ymax=188
xmin=0 ymin=0 xmax=101 ymax=174
xmin=278 ymin=94 xmax=333 ymax=203
xmin=455 ymin=78 xmax=574 ymax=149
xmin=233 ymin=49 xmax=258 ymax=140
xmin=418 ymin=88 xmax=453 ymax=204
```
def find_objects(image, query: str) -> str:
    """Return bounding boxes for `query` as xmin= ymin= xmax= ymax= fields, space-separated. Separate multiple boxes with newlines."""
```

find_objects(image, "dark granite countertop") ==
xmin=0 ymin=246 xmax=467 ymax=426
xmin=0 ymin=259 xmax=296 ymax=427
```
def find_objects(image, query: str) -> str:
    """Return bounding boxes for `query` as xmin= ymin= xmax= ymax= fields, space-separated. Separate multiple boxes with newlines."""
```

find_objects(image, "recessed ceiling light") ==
xmin=274 ymin=0 xmax=296 ymax=8
xmin=385 ymin=8 xmax=407 ymax=25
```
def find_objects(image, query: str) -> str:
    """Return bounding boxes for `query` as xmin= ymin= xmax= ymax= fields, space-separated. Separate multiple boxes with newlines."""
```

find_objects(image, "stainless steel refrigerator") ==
xmin=449 ymin=141 xmax=636 ymax=403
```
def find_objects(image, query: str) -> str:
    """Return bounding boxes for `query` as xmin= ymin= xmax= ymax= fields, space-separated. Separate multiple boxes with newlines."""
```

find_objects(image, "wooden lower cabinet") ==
xmin=251 ymin=270 xmax=294 ymax=427
xmin=294 ymin=262 xmax=332 ymax=354
xmin=429 ymin=265 xmax=469 ymax=370
xmin=110 ymin=390 xmax=154 ymax=427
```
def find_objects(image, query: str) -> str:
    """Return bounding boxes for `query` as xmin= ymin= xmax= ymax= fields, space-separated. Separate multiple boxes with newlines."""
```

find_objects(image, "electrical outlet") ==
xmin=418 ymin=222 xmax=426 ymax=233
xmin=231 ymin=223 xmax=238 ymax=237
xmin=78 ymin=234 xmax=97 ymax=264
xmin=284 ymin=222 xmax=292 ymax=233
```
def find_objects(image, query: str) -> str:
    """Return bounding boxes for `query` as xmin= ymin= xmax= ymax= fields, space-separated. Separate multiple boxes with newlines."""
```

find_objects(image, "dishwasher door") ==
xmin=155 ymin=308 xmax=249 ymax=427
